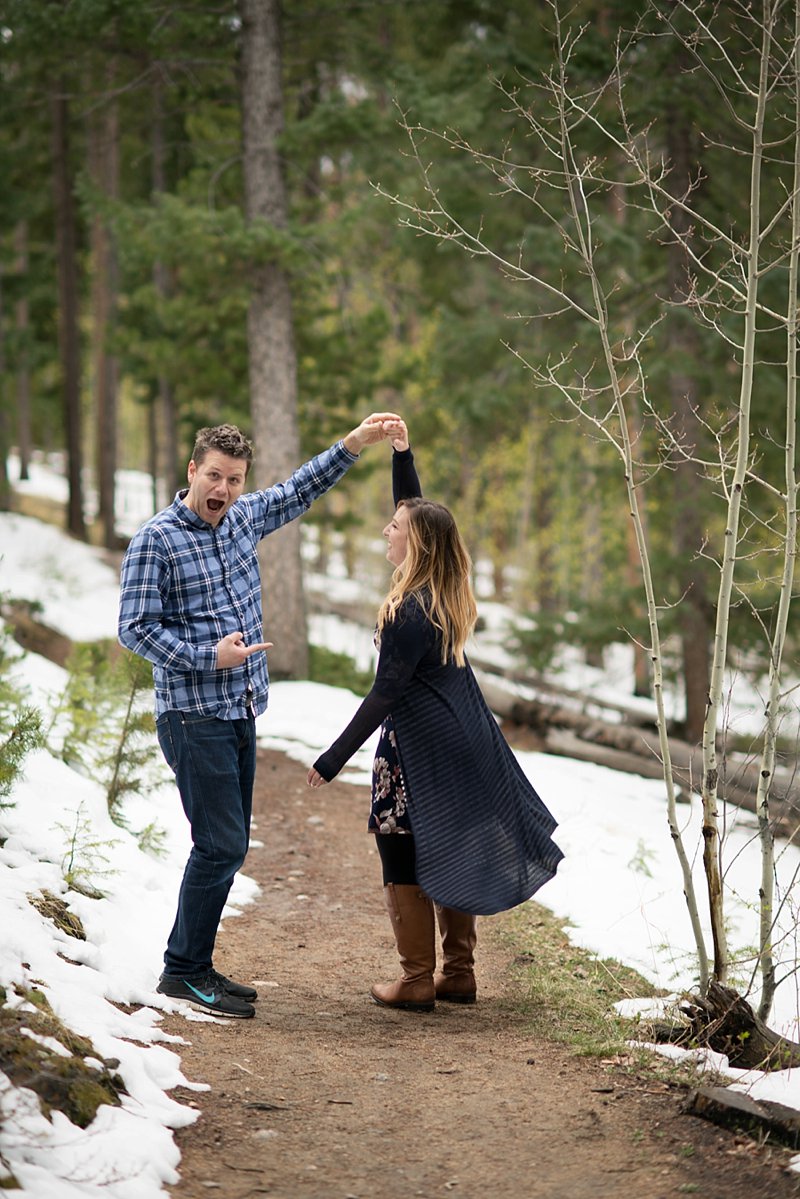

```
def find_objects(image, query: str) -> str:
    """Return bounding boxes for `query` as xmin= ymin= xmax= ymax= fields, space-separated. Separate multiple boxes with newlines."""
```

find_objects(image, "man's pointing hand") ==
xmin=216 ymin=632 xmax=273 ymax=669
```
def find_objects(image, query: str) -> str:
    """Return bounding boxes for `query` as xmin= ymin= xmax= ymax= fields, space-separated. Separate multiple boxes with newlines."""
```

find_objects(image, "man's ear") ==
xmin=187 ymin=459 xmax=197 ymax=483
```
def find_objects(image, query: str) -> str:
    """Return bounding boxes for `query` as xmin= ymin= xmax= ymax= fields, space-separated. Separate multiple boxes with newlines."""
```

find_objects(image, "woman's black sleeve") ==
xmin=392 ymin=447 xmax=422 ymax=504
xmin=312 ymin=601 xmax=431 ymax=781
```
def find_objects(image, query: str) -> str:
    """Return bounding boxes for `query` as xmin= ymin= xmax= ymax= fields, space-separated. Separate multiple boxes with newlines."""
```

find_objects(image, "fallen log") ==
xmin=686 ymin=1085 xmax=800 ymax=1148
xmin=310 ymin=592 xmax=800 ymax=833
xmin=307 ymin=588 xmax=660 ymax=727
xmin=476 ymin=675 xmax=800 ymax=839
xmin=2 ymin=601 xmax=74 ymax=668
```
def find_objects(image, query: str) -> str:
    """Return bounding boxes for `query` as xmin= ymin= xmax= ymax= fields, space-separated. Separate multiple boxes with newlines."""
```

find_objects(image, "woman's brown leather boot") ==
xmin=370 ymin=884 xmax=436 ymax=1012
xmin=433 ymin=904 xmax=478 ymax=1004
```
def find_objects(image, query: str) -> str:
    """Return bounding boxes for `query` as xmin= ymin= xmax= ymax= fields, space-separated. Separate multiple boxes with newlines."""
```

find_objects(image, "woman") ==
xmin=307 ymin=425 xmax=563 ymax=1012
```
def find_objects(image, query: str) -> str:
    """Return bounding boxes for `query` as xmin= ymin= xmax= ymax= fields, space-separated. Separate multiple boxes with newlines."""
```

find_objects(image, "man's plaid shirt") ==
xmin=118 ymin=441 xmax=357 ymax=720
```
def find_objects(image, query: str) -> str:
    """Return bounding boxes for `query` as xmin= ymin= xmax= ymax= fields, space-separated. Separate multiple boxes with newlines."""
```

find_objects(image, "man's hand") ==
xmin=343 ymin=411 xmax=403 ymax=455
xmin=307 ymin=767 xmax=327 ymax=788
xmin=216 ymin=632 xmax=273 ymax=669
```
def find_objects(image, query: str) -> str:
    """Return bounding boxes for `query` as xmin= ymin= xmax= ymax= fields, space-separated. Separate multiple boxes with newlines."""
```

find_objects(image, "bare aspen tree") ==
xmin=756 ymin=0 xmax=800 ymax=1021
xmin=378 ymin=0 xmax=800 ymax=1013
xmin=621 ymin=0 xmax=799 ymax=999
xmin=695 ymin=3 xmax=771 ymax=987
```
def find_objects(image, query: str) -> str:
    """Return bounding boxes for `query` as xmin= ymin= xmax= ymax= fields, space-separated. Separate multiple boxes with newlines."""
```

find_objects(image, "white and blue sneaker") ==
xmin=157 ymin=971 xmax=255 ymax=1018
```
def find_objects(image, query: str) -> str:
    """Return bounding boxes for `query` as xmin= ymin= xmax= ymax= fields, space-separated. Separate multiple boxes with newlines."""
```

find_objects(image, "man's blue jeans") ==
xmin=156 ymin=710 xmax=256 ymax=978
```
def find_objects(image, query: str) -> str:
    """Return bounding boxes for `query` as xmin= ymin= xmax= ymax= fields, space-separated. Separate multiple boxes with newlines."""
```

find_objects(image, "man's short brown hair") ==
xmin=191 ymin=424 xmax=254 ymax=473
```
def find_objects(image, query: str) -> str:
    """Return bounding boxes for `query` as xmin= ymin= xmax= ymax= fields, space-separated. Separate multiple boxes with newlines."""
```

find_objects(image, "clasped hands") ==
xmin=344 ymin=413 xmax=409 ymax=455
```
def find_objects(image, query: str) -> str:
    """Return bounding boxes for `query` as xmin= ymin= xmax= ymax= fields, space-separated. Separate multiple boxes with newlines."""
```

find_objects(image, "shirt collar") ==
xmin=172 ymin=489 xmax=215 ymax=531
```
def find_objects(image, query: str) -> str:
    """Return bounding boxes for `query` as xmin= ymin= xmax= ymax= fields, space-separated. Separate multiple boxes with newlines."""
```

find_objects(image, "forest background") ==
xmin=0 ymin=0 xmax=798 ymax=746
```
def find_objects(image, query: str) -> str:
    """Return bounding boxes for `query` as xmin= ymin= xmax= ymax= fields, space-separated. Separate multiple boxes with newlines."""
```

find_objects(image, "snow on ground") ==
xmin=0 ymin=628 xmax=260 ymax=1196
xmin=2 ymin=462 xmax=800 ymax=1191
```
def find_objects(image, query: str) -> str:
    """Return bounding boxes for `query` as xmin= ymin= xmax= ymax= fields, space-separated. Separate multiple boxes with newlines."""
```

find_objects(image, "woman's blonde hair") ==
xmin=377 ymin=498 xmax=478 ymax=666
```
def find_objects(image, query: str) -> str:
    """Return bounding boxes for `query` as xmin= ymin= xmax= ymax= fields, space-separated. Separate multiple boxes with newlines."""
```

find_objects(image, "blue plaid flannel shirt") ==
xmin=118 ymin=440 xmax=358 ymax=719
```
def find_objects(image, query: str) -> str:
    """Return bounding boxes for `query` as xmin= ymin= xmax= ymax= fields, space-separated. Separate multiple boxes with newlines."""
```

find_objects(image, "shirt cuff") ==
xmin=193 ymin=644 xmax=219 ymax=672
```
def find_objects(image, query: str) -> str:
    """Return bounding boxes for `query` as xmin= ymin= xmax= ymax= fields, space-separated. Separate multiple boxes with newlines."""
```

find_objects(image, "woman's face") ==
xmin=383 ymin=504 xmax=410 ymax=567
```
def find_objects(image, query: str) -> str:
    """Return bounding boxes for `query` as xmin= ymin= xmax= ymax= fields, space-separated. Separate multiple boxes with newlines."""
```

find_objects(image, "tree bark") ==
xmin=87 ymin=77 xmax=120 ymax=548
xmin=51 ymin=81 xmax=86 ymax=541
xmin=622 ymin=400 xmax=651 ymax=697
xmin=240 ymin=0 xmax=308 ymax=679
xmin=14 ymin=221 xmax=32 ymax=482
xmin=756 ymin=4 xmax=800 ymax=1020
xmin=680 ymin=981 xmax=800 ymax=1071
xmin=0 ymin=257 xmax=12 ymax=512
xmin=666 ymin=89 xmax=711 ymax=745
xmin=151 ymin=77 xmax=179 ymax=502
xmin=609 ymin=177 xmax=650 ymax=697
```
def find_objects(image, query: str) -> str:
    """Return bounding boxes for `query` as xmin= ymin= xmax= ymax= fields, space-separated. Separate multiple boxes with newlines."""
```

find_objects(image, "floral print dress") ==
xmin=369 ymin=715 xmax=412 ymax=834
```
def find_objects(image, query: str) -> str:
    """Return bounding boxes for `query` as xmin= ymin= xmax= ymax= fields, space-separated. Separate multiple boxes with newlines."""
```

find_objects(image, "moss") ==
xmin=0 ymin=988 xmax=125 ymax=1129
xmin=26 ymin=891 xmax=86 ymax=941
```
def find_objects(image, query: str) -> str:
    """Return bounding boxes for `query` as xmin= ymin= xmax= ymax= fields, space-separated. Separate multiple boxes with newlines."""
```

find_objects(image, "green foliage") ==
xmin=53 ymin=644 xmax=159 ymax=827
xmin=308 ymin=644 xmax=374 ymax=695
xmin=0 ymin=706 xmax=43 ymax=805
xmin=2 ymin=0 xmax=799 ymax=692
xmin=56 ymin=803 xmax=119 ymax=898
xmin=0 ymin=624 xmax=44 ymax=807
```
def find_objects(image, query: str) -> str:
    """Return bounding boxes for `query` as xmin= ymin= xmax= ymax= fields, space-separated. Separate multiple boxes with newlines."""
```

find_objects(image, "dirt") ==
xmin=164 ymin=748 xmax=800 ymax=1199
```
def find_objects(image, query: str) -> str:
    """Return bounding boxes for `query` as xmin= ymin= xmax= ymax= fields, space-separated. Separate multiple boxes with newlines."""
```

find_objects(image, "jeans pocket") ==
xmin=157 ymin=712 xmax=178 ymax=774
xmin=179 ymin=713 xmax=219 ymax=727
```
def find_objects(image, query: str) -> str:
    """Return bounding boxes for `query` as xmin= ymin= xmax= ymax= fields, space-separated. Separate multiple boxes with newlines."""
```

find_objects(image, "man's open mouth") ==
xmin=207 ymin=499 xmax=224 ymax=513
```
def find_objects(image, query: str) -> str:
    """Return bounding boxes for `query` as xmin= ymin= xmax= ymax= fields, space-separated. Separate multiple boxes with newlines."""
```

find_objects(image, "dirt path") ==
xmin=164 ymin=748 xmax=798 ymax=1199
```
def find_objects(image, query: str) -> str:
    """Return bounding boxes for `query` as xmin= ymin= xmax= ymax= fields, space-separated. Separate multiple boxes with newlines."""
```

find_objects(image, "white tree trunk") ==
xmin=756 ymin=0 xmax=800 ymax=1020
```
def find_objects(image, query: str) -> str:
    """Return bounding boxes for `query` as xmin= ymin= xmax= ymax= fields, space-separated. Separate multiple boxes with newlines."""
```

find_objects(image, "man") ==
xmin=118 ymin=414 xmax=401 ymax=1018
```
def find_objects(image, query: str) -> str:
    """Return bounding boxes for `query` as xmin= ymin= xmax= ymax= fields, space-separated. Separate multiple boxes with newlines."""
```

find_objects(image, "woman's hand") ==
xmin=307 ymin=767 xmax=327 ymax=788
xmin=386 ymin=418 xmax=409 ymax=452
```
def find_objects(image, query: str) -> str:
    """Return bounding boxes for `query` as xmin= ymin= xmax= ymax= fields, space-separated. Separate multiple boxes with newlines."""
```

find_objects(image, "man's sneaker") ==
xmin=210 ymin=970 xmax=258 ymax=1002
xmin=157 ymin=972 xmax=255 ymax=1018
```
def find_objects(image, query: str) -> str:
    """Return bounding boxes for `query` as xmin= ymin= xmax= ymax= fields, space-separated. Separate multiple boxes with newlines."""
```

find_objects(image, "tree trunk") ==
xmin=609 ymin=176 xmax=650 ymax=697
xmin=581 ymin=432 xmax=604 ymax=666
xmin=666 ymin=96 xmax=711 ymax=745
xmin=536 ymin=475 xmax=557 ymax=613
xmin=14 ymin=221 xmax=32 ymax=482
xmin=51 ymin=82 xmax=86 ymax=541
xmin=240 ymin=0 xmax=308 ymax=679
xmin=756 ymin=5 xmax=800 ymax=1020
xmin=625 ymin=508 xmax=651 ymax=697
xmin=0 ymin=257 xmax=11 ymax=512
xmin=87 ymin=78 xmax=120 ymax=548
xmin=680 ymin=981 xmax=800 ymax=1071
xmin=152 ymin=78 xmax=179 ymax=501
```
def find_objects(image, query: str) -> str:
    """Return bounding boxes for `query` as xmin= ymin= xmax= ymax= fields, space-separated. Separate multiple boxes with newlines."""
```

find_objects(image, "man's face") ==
xmin=184 ymin=451 xmax=248 ymax=527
